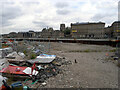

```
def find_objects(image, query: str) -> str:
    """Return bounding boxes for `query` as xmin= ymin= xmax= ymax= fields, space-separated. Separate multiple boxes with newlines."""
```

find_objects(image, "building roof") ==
xmin=113 ymin=21 xmax=120 ymax=23
xmin=9 ymin=32 xmax=17 ymax=34
xmin=111 ymin=21 xmax=120 ymax=26
xmin=71 ymin=22 xmax=105 ymax=25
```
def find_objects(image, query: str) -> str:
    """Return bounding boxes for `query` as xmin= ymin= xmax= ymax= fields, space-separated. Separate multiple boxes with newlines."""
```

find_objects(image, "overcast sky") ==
xmin=0 ymin=0 xmax=119 ymax=34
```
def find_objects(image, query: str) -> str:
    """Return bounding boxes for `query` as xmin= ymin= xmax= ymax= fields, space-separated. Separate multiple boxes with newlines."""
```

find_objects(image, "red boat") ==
xmin=0 ymin=64 xmax=38 ymax=80
xmin=0 ymin=65 xmax=29 ymax=80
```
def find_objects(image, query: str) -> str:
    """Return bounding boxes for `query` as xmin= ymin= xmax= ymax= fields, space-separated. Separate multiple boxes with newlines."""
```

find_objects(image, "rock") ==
xmin=42 ymin=82 xmax=47 ymax=86
xmin=75 ymin=59 xmax=77 ymax=63
xmin=113 ymin=57 xmax=119 ymax=60
xmin=70 ymin=78 xmax=73 ymax=80
xmin=54 ymin=62 xmax=62 ymax=66
xmin=63 ymin=57 xmax=65 ymax=59
xmin=70 ymin=86 xmax=73 ymax=88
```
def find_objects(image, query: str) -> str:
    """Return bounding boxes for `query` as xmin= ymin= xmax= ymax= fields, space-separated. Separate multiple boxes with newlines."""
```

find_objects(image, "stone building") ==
xmin=2 ymin=32 xmax=17 ymax=38
xmin=103 ymin=21 xmax=120 ymax=39
xmin=40 ymin=28 xmax=53 ymax=38
xmin=40 ymin=27 xmax=64 ymax=38
xmin=2 ymin=21 xmax=119 ymax=39
xmin=104 ymin=26 xmax=113 ymax=38
xmin=71 ymin=22 xmax=105 ymax=39
xmin=2 ymin=34 xmax=9 ymax=38
xmin=17 ymin=31 xmax=35 ymax=38
xmin=34 ymin=32 xmax=42 ymax=38
xmin=52 ymin=30 xmax=64 ymax=38
xmin=9 ymin=32 xmax=18 ymax=38
xmin=110 ymin=21 xmax=120 ymax=39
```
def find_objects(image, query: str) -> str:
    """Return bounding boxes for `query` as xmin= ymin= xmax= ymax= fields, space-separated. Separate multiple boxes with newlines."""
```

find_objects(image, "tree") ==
xmin=64 ymin=27 xmax=71 ymax=35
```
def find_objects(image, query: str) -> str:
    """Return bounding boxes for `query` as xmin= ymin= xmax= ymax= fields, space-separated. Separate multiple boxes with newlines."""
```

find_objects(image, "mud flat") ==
xmin=43 ymin=42 xmax=118 ymax=88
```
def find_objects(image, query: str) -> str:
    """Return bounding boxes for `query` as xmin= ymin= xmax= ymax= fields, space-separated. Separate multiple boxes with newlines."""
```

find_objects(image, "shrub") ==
xmin=30 ymin=53 xmax=36 ymax=59
xmin=109 ymin=49 xmax=116 ymax=52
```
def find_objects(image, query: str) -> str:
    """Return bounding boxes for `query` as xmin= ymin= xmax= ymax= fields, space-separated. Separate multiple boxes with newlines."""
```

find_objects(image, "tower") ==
xmin=118 ymin=1 xmax=120 ymax=21
xmin=60 ymin=24 xmax=65 ymax=32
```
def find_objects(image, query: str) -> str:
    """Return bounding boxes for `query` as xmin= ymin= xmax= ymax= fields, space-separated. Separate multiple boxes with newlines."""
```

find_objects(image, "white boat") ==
xmin=27 ymin=54 xmax=56 ymax=64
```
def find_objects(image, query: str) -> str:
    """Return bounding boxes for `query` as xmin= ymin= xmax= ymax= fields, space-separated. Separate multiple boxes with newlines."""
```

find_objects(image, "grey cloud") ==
xmin=1 ymin=5 xmax=22 ymax=26
xmin=33 ymin=21 xmax=49 ymax=28
xmin=91 ymin=1 xmax=118 ymax=22
xmin=20 ymin=2 xmax=40 ymax=5
xmin=1 ymin=20 xmax=12 ymax=27
xmin=91 ymin=14 xmax=105 ymax=21
xmin=91 ymin=12 xmax=116 ymax=21
xmin=55 ymin=2 xmax=69 ymax=8
xmin=91 ymin=13 xmax=117 ymax=25
xmin=1 ymin=0 xmax=15 ymax=4
xmin=56 ymin=9 xmax=70 ymax=15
